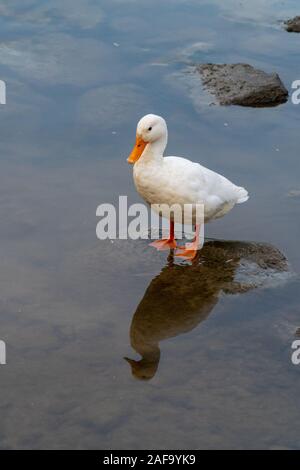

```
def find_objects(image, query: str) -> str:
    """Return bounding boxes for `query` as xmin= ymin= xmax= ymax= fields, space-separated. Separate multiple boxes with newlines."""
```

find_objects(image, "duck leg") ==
xmin=175 ymin=224 xmax=202 ymax=260
xmin=149 ymin=220 xmax=177 ymax=250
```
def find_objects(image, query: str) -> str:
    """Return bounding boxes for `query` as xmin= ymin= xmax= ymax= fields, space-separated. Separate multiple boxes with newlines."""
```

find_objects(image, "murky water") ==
xmin=0 ymin=0 xmax=300 ymax=450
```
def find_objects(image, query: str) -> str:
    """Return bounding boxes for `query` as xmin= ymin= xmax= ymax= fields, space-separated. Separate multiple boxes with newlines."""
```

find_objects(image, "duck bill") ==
xmin=127 ymin=136 xmax=147 ymax=164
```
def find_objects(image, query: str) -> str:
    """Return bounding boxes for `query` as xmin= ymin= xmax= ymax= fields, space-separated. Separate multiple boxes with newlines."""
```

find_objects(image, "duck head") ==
xmin=127 ymin=114 xmax=168 ymax=164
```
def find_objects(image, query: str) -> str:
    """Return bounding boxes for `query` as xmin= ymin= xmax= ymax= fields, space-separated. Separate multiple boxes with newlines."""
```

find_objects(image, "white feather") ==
xmin=131 ymin=114 xmax=249 ymax=223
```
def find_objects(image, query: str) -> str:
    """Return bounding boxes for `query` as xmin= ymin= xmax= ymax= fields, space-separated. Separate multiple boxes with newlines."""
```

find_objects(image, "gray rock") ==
xmin=287 ymin=189 xmax=300 ymax=198
xmin=197 ymin=63 xmax=288 ymax=107
xmin=285 ymin=16 xmax=300 ymax=33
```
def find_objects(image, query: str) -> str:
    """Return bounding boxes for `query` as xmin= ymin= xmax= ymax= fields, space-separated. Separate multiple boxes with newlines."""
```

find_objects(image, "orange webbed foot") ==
xmin=175 ymin=242 xmax=200 ymax=260
xmin=149 ymin=239 xmax=177 ymax=251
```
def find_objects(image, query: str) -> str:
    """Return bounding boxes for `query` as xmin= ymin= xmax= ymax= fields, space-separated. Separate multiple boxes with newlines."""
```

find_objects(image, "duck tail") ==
xmin=236 ymin=186 xmax=249 ymax=204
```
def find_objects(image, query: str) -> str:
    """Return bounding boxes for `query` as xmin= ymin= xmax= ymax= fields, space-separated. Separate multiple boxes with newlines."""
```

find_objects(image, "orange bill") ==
xmin=127 ymin=135 xmax=147 ymax=164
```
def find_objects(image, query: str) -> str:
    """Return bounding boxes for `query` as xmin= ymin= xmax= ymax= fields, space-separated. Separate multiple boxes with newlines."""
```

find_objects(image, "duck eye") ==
xmin=148 ymin=127 xmax=152 ymax=131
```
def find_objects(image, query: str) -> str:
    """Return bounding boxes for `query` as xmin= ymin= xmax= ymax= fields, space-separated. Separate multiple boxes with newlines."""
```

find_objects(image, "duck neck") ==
xmin=140 ymin=135 xmax=167 ymax=164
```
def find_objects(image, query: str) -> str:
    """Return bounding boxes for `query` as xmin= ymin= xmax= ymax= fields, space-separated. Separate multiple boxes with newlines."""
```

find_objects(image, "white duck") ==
xmin=127 ymin=114 xmax=249 ymax=259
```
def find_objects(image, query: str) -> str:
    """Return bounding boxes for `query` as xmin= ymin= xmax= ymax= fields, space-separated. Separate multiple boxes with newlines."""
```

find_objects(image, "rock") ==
xmin=287 ymin=189 xmax=300 ymax=198
xmin=62 ymin=236 xmax=293 ymax=290
xmin=285 ymin=16 xmax=300 ymax=33
xmin=197 ymin=63 xmax=288 ymax=107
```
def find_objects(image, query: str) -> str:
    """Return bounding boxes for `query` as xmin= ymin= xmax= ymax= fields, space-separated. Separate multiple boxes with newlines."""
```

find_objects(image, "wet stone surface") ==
xmin=197 ymin=63 xmax=289 ymax=107
xmin=285 ymin=16 xmax=300 ymax=32
xmin=69 ymin=236 xmax=293 ymax=289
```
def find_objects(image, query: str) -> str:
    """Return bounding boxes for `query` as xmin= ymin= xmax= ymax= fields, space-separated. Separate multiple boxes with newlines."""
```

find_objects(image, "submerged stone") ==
xmin=197 ymin=63 xmax=288 ymax=108
xmin=285 ymin=16 xmax=300 ymax=33
xmin=288 ymin=189 xmax=300 ymax=198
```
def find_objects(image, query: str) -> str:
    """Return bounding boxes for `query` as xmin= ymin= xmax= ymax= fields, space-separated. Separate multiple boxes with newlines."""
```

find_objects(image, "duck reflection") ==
xmin=125 ymin=240 xmax=289 ymax=380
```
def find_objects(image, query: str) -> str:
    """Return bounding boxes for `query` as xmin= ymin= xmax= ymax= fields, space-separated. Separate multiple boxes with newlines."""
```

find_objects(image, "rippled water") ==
xmin=0 ymin=0 xmax=300 ymax=450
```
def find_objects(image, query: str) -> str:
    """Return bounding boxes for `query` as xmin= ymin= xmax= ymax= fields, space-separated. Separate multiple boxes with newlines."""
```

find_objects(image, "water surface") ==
xmin=0 ymin=0 xmax=300 ymax=450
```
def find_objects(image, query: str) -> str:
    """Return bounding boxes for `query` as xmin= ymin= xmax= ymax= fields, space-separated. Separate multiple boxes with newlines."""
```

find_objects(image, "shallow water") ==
xmin=0 ymin=0 xmax=300 ymax=450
